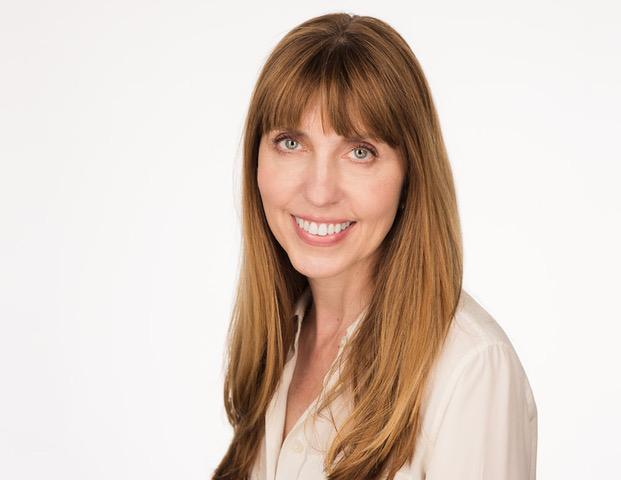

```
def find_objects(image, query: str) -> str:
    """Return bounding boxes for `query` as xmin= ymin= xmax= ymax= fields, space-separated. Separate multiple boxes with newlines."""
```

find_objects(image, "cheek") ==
xmin=257 ymin=148 xmax=276 ymax=199
xmin=256 ymin=158 xmax=269 ymax=199
xmin=357 ymin=176 xmax=402 ymax=219
xmin=257 ymin=152 xmax=294 ymax=208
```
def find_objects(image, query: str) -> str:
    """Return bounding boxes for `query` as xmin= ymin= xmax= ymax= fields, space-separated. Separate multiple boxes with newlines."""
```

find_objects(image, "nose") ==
xmin=303 ymin=150 xmax=342 ymax=207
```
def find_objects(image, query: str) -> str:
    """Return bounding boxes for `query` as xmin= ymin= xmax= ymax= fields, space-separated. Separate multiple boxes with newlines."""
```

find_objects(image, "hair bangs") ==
xmin=259 ymin=45 xmax=401 ymax=150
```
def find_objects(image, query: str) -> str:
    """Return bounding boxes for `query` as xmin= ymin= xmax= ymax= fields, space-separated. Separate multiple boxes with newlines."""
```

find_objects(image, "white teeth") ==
xmin=294 ymin=216 xmax=353 ymax=237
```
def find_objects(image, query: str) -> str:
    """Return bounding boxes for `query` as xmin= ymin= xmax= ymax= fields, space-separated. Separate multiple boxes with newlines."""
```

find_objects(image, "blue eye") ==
xmin=283 ymin=138 xmax=298 ymax=150
xmin=353 ymin=147 xmax=371 ymax=160
xmin=272 ymin=135 xmax=299 ymax=151
xmin=351 ymin=146 xmax=376 ymax=161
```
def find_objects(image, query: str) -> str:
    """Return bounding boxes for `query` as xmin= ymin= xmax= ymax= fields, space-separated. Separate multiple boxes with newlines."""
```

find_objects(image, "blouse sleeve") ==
xmin=424 ymin=342 xmax=538 ymax=479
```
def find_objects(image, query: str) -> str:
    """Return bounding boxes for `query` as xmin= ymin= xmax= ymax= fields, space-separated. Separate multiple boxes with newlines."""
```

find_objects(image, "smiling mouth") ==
xmin=292 ymin=214 xmax=356 ymax=236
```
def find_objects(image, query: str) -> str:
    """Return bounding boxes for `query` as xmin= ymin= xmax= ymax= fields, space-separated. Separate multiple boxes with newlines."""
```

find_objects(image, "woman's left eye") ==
xmin=350 ymin=145 xmax=377 ymax=162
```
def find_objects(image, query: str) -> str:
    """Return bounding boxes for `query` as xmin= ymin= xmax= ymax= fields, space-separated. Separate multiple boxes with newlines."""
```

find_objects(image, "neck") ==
xmin=305 ymin=266 xmax=373 ymax=351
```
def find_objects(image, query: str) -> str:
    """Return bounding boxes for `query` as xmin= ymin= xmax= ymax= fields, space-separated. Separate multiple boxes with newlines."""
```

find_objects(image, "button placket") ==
xmin=275 ymin=435 xmax=309 ymax=480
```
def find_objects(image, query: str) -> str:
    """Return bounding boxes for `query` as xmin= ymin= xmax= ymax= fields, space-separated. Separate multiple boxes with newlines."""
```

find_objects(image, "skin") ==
xmin=257 ymin=100 xmax=405 ymax=444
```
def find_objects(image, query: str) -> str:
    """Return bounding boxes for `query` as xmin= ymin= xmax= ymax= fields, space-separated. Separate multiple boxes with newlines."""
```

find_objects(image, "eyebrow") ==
xmin=274 ymin=128 xmax=381 ymax=144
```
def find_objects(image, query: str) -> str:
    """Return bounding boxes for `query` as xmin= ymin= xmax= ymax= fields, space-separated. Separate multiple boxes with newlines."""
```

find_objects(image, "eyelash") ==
xmin=271 ymin=134 xmax=378 ymax=161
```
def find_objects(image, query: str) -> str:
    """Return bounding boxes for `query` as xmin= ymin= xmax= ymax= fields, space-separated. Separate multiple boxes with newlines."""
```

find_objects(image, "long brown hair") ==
xmin=213 ymin=12 xmax=463 ymax=480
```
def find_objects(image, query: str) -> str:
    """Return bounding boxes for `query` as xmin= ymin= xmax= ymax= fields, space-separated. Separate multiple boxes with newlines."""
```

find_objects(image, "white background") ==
xmin=1 ymin=1 xmax=619 ymax=479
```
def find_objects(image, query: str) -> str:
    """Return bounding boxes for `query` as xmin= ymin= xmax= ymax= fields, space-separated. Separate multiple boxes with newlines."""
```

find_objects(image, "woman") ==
xmin=213 ymin=12 xmax=537 ymax=480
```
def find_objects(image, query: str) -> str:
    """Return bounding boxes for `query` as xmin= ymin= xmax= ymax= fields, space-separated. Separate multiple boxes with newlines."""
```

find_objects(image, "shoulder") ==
xmin=418 ymin=289 xmax=537 ymax=443
xmin=440 ymin=289 xmax=519 ymax=360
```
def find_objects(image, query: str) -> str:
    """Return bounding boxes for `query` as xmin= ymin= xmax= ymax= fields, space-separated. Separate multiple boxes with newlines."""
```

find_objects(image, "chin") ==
xmin=288 ymin=254 xmax=350 ymax=279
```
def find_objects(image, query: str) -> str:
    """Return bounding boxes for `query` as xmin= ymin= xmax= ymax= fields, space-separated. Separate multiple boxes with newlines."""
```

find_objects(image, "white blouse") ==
xmin=251 ymin=287 xmax=538 ymax=479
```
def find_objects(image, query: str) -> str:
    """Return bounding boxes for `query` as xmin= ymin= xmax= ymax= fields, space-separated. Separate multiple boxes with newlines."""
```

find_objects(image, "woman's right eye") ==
xmin=272 ymin=135 xmax=300 ymax=152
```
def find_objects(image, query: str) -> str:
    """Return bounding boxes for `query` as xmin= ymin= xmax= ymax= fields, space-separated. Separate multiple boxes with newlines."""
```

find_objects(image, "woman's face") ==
xmin=257 ymin=100 xmax=405 ymax=282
